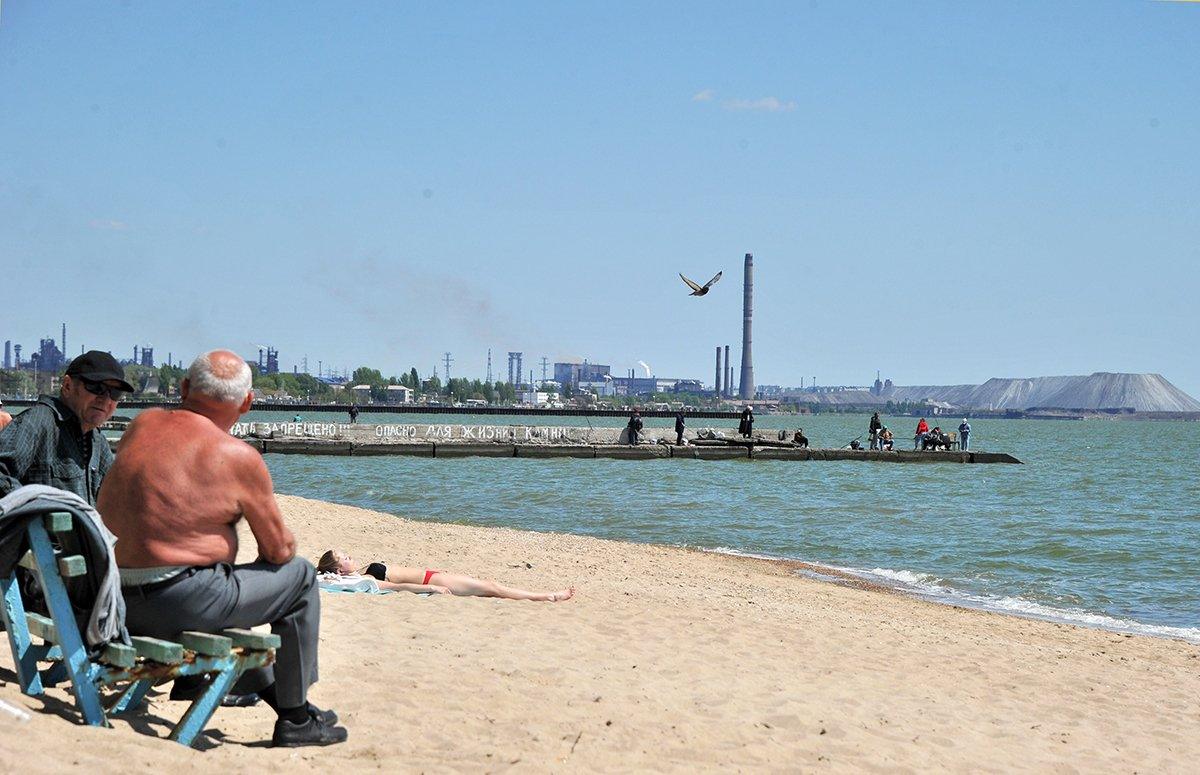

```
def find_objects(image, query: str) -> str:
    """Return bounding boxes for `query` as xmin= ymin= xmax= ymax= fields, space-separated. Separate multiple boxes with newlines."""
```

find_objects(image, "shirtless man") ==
xmin=98 ymin=350 xmax=347 ymax=747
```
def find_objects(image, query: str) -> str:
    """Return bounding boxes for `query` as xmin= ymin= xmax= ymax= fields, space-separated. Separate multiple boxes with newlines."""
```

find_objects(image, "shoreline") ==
xmin=701 ymin=546 xmax=1200 ymax=646
xmin=3 ymin=494 xmax=1197 ymax=770
xmin=294 ymin=489 xmax=1195 ymax=647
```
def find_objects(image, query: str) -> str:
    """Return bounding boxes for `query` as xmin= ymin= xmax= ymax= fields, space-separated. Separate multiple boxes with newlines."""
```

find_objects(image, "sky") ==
xmin=1 ymin=2 xmax=1197 ymax=396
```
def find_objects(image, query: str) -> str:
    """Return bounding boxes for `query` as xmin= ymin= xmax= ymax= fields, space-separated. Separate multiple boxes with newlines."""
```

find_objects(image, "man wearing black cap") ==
xmin=0 ymin=350 xmax=133 ymax=505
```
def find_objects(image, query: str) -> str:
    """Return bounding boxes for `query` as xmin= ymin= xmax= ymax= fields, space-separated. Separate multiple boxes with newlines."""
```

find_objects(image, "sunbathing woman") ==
xmin=316 ymin=549 xmax=575 ymax=602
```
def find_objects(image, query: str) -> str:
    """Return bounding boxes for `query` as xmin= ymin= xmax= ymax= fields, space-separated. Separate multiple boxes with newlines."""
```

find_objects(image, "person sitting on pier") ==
xmin=914 ymin=417 xmax=929 ymax=449
xmin=879 ymin=427 xmax=894 ymax=451
xmin=792 ymin=429 xmax=809 ymax=448
xmin=922 ymin=426 xmax=951 ymax=451
xmin=317 ymin=550 xmax=575 ymax=602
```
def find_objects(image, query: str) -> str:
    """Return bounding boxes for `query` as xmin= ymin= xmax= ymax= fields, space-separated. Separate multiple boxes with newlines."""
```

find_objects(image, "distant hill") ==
xmin=887 ymin=373 xmax=1200 ymax=412
xmin=784 ymin=373 xmax=1200 ymax=412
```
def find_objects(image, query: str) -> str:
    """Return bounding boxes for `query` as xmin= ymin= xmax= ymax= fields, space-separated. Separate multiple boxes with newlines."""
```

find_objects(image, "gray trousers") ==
xmin=123 ymin=557 xmax=320 ymax=708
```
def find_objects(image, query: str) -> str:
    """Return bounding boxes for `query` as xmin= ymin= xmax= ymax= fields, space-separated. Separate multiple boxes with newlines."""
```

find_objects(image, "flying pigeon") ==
xmin=679 ymin=271 xmax=722 ymax=296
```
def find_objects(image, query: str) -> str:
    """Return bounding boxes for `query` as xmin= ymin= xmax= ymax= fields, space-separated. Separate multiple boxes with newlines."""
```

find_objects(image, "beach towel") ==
xmin=317 ymin=572 xmax=392 ymax=595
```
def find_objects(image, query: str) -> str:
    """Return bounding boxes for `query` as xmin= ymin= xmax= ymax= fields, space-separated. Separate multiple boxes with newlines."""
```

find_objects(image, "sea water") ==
xmin=249 ymin=411 xmax=1196 ymax=642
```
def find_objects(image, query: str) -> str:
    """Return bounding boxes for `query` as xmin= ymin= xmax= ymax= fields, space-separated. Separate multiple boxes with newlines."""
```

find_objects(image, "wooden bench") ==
xmin=1 ymin=508 xmax=280 ymax=747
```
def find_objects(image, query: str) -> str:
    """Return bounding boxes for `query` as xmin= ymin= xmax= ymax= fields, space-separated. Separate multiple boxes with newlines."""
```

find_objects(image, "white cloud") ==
xmin=88 ymin=218 xmax=129 ymax=231
xmin=691 ymin=89 xmax=715 ymax=102
xmin=723 ymin=97 xmax=797 ymax=113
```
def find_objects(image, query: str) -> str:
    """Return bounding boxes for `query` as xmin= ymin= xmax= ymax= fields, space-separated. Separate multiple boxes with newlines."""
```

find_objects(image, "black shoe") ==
xmin=272 ymin=714 xmax=348 ymax=747
xmin=222 ymin=692 xmax=261 ymax=708
xmin=168 ymin=675 xmax=206 ymax=702
xmin=307 ymin=703 xmax=337 ymax=725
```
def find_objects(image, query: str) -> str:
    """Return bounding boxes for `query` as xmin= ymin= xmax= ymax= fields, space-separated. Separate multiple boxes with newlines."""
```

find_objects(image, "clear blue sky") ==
xmin=2 ymin=2 xmax=1197 ymax=395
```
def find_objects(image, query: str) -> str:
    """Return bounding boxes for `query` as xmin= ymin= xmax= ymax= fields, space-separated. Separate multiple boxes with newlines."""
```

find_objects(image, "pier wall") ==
xmin=223 ymin=423 xmax=1021 ymax=464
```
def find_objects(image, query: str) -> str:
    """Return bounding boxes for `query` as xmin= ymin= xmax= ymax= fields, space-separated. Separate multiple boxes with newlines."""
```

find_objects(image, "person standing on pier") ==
xmin=958 ymin=418 xmax=971 ymax=451
xmin=674 ymin=412 xmax=686 ymax=445
xmin=914 ymin=417 xmax=929 ymax=450
xmin=868 ymin=412 xmax=882 ymax=450
xmin=348 ymin=405 xmax=360 ymax=424
xmin=627 ymin=410 xmax=643 ymax=445
xmin=738 ymin=406 xmax=754 ymax=438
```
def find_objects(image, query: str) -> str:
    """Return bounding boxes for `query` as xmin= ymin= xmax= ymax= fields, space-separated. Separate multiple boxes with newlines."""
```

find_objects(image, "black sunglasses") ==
xmin=79 ymin=378 xmax=128 ymax=401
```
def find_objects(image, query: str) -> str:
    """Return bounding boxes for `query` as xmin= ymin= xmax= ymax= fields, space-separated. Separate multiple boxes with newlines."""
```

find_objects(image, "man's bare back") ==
xmin=99 ymin=367 xmax=294 ymax=568
xmin=103 ymin=350 xmax=343 ymax=748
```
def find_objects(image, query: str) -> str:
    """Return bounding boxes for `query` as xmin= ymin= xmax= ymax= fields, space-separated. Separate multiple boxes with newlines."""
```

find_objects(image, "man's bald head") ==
xmin=186 ymin=350 xmax=253 ymax=404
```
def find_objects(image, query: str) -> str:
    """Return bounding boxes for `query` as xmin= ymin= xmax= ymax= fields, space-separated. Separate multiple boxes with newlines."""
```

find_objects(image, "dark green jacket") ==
xmin=0 ymin=395 xmax=114 ymax=506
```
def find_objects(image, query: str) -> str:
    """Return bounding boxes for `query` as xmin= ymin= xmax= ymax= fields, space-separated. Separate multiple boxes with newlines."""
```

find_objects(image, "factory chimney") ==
xmin=714 ymin=346 xmax=722 ymax=395
xmin=739 ymin=253 xmax=754 ymax=399
xmin=724 ymin=346 xmax=731 ymax=398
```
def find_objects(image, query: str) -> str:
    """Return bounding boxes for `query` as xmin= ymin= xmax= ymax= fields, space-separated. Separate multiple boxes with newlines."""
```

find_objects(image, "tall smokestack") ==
xmin=724 ymin=346 xmax=731 ymax=397
xmin=62 ymin=323 xmax=66 ymax=358
xmin=739 ymin=253 xmax=754 ymax=399
xmin=715 ymin=346 xmax=722 ymax=395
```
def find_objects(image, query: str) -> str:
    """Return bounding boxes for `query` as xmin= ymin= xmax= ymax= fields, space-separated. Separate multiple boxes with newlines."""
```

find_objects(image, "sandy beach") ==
xmin=2 ymin=493 xmax=1197 ymax=772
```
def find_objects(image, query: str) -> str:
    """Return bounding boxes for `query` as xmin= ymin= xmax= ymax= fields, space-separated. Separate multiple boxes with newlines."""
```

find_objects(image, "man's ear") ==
xmin=179 ymin=378 xmax=190 ymax=400
xmin=239 ymin=392 xmax=253 ymax=414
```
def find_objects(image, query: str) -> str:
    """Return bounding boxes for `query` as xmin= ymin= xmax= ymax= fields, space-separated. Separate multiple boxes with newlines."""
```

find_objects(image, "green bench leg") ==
xmin=1 ymin=574 xmax=43 ymax=696
xmin=108 ymin=679 xmax=154 ymax=716
xmin=169 ymin=667 xmax=242 ymax=747
xmin=26 ymin=521 xmax=108 ymax=727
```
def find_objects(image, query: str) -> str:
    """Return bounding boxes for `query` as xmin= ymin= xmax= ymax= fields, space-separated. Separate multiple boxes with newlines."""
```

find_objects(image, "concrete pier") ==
xmin=233 ymin=437 xmax=1020 ymax=463
xmin=216 ymin=422 xmax=1021 ymax=464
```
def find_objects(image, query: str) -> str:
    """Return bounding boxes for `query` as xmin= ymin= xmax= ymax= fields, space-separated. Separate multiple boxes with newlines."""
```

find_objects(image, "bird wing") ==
xmin=679 ymin=273 xmax=704 ymax=293
xmin=702 ymin=271 xmax=723 ymax=290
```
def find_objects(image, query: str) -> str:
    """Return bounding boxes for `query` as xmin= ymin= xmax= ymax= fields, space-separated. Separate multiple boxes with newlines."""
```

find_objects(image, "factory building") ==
xmin=553 ymin=360 xmax=611 ymax=388
xmin=29 ymin=337 xmax=66 ymax=372
xmin=258 ymin=347 xmax=279 ymax=375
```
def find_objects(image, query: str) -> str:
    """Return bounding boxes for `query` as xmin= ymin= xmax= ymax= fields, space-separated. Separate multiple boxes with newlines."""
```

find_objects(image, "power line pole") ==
xmin=486 ymin=348 xmax=492 ymax=384
xmin=443 ymin=352 xmax=453 ymax=383
xmin=540 ymin=356 xmax=549 ymax=384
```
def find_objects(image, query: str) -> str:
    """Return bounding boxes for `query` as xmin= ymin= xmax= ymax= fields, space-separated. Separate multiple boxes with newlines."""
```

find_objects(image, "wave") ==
xmin=858 ymin=565 xmax=1200 ymax=644
xmin=700 ymin=546 xmax=1200 ymax=645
